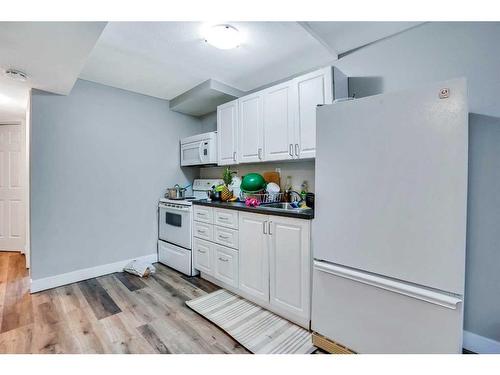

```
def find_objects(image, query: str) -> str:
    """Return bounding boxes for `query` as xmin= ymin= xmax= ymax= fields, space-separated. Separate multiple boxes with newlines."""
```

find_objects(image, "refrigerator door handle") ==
xmin=314 ymin=260 xmax=462 ymax=310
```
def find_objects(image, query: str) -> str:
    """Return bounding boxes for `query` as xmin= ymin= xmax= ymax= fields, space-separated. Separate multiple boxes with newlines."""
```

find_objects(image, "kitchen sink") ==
xmin=260 ymin=202 xmax=312 ymax=211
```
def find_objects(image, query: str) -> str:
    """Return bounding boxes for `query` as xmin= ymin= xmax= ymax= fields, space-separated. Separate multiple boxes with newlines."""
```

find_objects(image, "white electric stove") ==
xmin=157 ymin=179 xmax=222 ymax=276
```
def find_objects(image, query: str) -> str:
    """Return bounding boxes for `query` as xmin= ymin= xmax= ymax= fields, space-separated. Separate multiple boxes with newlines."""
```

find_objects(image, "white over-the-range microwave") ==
xmin=180 ymin=131 xmax=218 ymax=166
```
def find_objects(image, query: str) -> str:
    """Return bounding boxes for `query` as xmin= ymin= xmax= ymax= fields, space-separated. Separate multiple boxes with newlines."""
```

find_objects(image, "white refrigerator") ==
xmin=311 ymin=78 xmax=468 ymax=353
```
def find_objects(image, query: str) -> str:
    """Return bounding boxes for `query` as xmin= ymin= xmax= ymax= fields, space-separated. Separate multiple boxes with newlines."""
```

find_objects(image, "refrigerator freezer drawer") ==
xmin=311 ymin=261 xmax=463 ymax=353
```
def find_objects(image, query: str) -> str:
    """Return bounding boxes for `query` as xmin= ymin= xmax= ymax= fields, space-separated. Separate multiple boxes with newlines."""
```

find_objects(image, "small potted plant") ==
xmin=221 ymin=167 xmax=236 ymax=201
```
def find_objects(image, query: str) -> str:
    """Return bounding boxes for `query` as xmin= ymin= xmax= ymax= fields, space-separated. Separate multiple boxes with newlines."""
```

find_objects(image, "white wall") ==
xmin=30 ymin=79 xmax=202 ymax=281
xmin=199 ymin=111 xmax=217 ymax=133
xmin=331 ymin=22 xmax=500 ymax=349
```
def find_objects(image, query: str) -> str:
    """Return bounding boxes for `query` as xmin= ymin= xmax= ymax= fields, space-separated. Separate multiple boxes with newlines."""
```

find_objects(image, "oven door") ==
xmin=158 ymin=204 xmax=192 ymax=249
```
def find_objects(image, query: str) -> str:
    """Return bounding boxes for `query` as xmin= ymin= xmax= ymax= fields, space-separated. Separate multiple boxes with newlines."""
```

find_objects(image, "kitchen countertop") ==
xmin=192 ymin=200 xmax=314 ymax=220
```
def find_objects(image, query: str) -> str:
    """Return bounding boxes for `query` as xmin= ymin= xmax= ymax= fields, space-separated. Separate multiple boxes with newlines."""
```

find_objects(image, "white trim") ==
xmin=30 ymin=253 xmax=158 ymax=293
xmin=463 ymin=330 xmax=500 ymax=354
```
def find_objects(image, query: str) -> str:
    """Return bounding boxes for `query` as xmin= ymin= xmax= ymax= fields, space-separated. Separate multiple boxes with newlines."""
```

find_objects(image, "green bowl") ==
xmin=241 ymin=173 xmax=266 ymax=192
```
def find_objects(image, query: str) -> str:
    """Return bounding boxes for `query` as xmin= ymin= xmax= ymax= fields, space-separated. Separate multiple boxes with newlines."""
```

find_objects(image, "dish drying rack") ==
xmin=239 ymin=191 xmax=285 ymax=203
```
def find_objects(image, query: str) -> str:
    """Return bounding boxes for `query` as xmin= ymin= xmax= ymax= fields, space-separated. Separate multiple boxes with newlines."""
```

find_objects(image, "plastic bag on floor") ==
xmin=123 ymin=260 xmax=156 ymax=277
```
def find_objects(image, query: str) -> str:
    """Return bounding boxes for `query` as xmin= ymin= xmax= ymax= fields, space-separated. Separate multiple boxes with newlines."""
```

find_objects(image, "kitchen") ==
xmin=0 ymin=7 xmax=499 ymax=371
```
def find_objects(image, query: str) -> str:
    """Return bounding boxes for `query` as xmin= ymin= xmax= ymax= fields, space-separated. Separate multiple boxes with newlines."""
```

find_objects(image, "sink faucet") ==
xmin=289 ymin=191 xmax=304 ymax=203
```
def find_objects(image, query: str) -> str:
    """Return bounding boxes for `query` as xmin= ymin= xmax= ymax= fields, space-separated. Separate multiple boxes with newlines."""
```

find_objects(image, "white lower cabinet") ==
xmin=269 ymin=216 xmax=311 ymax=322
xmin=238 ymin=212 xmax=312 ymax=326
xmin=238 ymin=212 xmax=270 ymax=305
xmin=193 ymin=237 xmax=213 ymax=275
xmin=193 ymin=205 xmax=312 ymax=328
xmin=213 ymin=244 xmax=239 ymax=288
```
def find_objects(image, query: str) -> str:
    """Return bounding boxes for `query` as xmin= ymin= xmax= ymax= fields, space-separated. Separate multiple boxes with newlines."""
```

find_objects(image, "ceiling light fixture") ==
xmin=204 ymin=24 xmax=242 ymax=50
xmin=3 ymin=68 xmax=29 ymax=82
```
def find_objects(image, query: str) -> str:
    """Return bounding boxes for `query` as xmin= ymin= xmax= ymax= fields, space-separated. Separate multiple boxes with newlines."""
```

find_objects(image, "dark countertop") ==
xmin=192 ymin=200 xmax=314 ymax=220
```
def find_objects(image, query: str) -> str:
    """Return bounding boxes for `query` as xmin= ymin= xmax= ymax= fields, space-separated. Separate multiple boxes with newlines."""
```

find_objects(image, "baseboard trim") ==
xmin=30 ymin=253 xmax=158 ymax=293
xmin=463 ymin=330 xmax=500 ymax=354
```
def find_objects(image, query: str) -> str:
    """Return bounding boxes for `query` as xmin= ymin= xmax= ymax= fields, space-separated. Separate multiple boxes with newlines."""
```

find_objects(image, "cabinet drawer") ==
xmin=194 ymin=205 xmax=213 ymax=224
xmin=214 ymin=225 xmax=239 ymax=249
xmin=158 ymin=240 xmax=192 ymax=276
xmin=193 ymin=221 xmax=213 ymax=241
xmin=193 ymin=238 xmax=213 ymax=275
xmin=214 ymin=208 xmax=239 ymax=229
xmin=213 ymin=244 xmax=239 ymax=288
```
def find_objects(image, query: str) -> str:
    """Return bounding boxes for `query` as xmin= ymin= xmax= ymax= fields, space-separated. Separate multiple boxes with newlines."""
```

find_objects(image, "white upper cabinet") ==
xmin=238 ymin=92 xmax=264 ymax=163
xmin=263 ymin=80 xmax=296 ymax=161
xmin=217 ymin=100 xmax=238 ymax=165
xmin=293 ymin=66 xmax=333 ymax=159
xmin=216 ymin=66 xmax=333 ymax=165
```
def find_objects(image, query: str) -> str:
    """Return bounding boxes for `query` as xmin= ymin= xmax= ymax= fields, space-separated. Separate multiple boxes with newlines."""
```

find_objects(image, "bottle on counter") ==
xmin=284 ymin=176 xmax=293 ymax=202
xmin=300 ymin=180 xmax=308 ymax=201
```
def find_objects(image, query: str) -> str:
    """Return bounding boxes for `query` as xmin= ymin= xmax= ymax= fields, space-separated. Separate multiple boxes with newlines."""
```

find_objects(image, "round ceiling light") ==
xmin=204 ymin=24 xmax=242 ymax=50
xmin=4 ymin=68 xmax=29 ymax=82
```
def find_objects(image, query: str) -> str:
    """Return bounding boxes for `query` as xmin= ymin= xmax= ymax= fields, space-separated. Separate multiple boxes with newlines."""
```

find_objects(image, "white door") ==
xmin=269 ymin=216 xmax=311 ymax=322
xmin=294 ymin=67 xmax=333 ymax=159
xmin=238 ymin=212 xmax=269 ymax=304
xmin=314 ymin=78 xmax=468 ymax=294
xmin=238 ymin=93 xmax=264 ymax=163
xmin=217 ymin=100 xmax=238 ymax=165
xmin=0 ymin=124 xmax=26 ymax=251
xmin=263 ymin=81 xmax=295 ymax=161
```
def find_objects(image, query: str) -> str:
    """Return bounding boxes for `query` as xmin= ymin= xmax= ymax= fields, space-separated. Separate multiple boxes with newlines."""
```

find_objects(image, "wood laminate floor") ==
xmin=0 ymin=251 xmax=249 ymax=354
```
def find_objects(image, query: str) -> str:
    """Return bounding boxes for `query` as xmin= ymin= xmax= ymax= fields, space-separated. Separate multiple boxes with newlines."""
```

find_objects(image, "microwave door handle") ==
xmin=198 ymin=142 xmax=204 ymax=162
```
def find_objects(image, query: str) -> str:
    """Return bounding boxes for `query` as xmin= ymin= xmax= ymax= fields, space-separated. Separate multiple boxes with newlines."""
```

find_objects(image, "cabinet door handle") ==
xmin=218 ymin=257 xmax=229 ymax=262
xmin=295 ymin=144 xmax=300 ymax=157
xmin=233 ymin=151 xmax=236 ymax=161
xmin=263 ymin=221 xmax=267 ymax=234
xmin=197 ymin=249 xmax=206 ymax=254
xmin=258 ymin=147 xmax=262 ymax=160
xmin=218 ymin=234 xmax=229 ymax=239
xmin=289 ymin=144 xmax=294 ymax=157
xmin=268 ymin=221 xmax=272 ymax=235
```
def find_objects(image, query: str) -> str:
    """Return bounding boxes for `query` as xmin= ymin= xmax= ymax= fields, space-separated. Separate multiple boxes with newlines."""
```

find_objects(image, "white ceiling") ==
xmin=304 ymin=22 xmax=422 ymax=55
xmin=0 ymin=21 xmax=421 ymax=111
xmin=79 ymin=22 xmax=335 ymax=100
xmin=80 ymin=21 xmax=421 ymax=101
xmin=0 ymin=22 xmax=107 ymax=95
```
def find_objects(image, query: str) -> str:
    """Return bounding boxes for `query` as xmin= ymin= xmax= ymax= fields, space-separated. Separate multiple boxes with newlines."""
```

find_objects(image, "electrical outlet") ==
xmin=275 ymin=167 xmax=281 ymax=174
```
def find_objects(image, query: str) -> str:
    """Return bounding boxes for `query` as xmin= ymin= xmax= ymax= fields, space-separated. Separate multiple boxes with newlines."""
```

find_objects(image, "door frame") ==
xmin=0 ymin=93 xmax=31 ymax=269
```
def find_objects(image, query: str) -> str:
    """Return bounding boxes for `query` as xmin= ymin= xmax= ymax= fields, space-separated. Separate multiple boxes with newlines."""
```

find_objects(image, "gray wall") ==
xmin=200 ymin=111 xmax=217 ymax=132
xmin=333 ymin=22 xmax=500 ymax=342
xmin=31 ymin=79 xmax=202 ymax=280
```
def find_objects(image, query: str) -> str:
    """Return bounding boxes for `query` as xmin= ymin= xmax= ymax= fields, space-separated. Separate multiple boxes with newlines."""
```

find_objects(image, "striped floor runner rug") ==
xmin=186 ymin=289 xmax=316 ymax=354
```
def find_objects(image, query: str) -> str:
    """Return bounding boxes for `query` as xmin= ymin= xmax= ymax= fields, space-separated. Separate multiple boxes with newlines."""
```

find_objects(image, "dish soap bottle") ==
xmin=300 ymin=180 xmax=308 ymax=201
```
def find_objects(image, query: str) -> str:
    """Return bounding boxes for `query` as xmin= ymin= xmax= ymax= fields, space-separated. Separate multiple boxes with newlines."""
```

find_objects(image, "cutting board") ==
xmin=263 ymin=171 xmax=281 ymax=187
